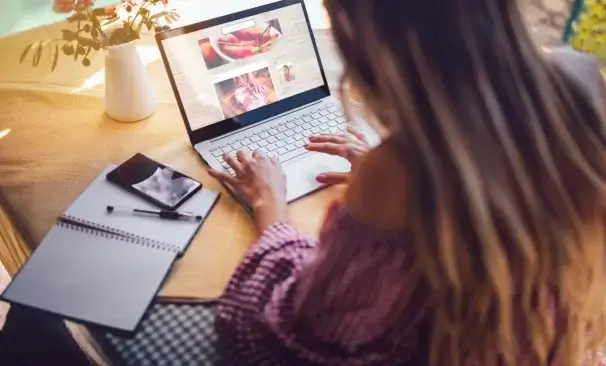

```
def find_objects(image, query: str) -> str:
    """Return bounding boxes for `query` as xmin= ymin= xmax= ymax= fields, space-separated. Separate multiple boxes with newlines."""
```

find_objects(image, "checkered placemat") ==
xmin=100 ymin=303 xmax=222 ymax=366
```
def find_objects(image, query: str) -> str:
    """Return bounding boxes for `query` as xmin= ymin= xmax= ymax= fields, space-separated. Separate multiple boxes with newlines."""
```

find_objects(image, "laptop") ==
xmin=156 ymin=0 xmax=350 ymax=208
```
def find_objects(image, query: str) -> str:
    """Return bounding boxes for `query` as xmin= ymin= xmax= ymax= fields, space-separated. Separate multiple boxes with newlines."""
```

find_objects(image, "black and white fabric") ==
xmin=100 ymin=302 xmax=221 ymax=366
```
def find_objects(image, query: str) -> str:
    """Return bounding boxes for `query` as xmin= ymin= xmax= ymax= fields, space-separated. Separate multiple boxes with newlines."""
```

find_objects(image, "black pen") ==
xmin=106 ymin=205 xmax=203 ymax=221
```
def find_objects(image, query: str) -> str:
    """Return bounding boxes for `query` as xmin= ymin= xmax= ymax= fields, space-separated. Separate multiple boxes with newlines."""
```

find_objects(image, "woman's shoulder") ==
xmin=544 ymin=46 xmax=605 ymax=104
xmin=343 ymin=137 xmax=409 ymax=231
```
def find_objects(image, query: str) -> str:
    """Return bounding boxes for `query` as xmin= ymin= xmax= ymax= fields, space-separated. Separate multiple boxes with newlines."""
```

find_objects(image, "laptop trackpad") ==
xmin=284 ymin=153 xmax=351 ymax=202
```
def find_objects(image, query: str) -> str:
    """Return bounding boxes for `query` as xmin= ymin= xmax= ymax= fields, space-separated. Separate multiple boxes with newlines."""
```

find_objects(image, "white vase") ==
xmin=104 ymin=41 xmax=157 ymax=122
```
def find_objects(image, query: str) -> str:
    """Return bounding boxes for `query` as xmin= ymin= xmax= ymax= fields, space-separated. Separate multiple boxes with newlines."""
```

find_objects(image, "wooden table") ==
xmin=0 ymin=4 xmax=348 ymax=362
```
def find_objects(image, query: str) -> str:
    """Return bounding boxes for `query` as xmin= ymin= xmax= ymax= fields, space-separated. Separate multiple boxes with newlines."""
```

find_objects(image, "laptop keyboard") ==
xmin=209 ymin=102 xmax=349 ymax=176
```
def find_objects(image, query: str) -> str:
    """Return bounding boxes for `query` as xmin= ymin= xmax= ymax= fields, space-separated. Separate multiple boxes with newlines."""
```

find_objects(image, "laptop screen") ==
xmin=160 ymin=3 xmax=325 ymax=133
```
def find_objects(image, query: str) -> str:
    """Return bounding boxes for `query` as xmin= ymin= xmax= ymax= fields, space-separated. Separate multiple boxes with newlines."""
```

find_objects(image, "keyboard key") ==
xmin=241 ymin=138 xmax=252 ymax=146
xmin=277 ymin=125 xmax=287 ymax=132
xmin=328 ymin=120 xmax=338 ymax=127
xmin=285 ymin=136 xmax=295 ymax=144
xmin=286 ymin=122 xmax=296 ymax=129
xmin=320 ymin=110 xmax=330 ymax=116
xmin=338 ymin=124 xmax=348 ymax=131
xmin=295 ymin=140 xmax=305 ymax=148
xmin=258 ymin=140 xmax=268 ymax=147
xmin=259 ymin=132 xmax=270 ymax=139
xmin=294 ymin=126 xmax=304 ymax=133
xmin=337 ymin=117 xmax=348 ymax=124
xmin=276 ymin=140 xmax=286 ymax=148
xmin=303 ymin=116 xmax=313 ymax=123
xmin=276 ymin=132 xmax=286 ymax=140
xmin=267 ymin=151 xmax=278 ymax=159
xmin=319 ymin=123 xmax=330 ymax=131
xmin=231 ymin=141 xmax=243 ymax=149
xmin=212 ymin=150 xmax=223 ymax=157
xmin=311 ymin=119 xmax=321 ymax=127
xmin=293 ymin=133 xmax=305 ymax=141
xmin=284 ymin=130 xmax=294 ymax=137
xmin=319 ymin=117 xmax=329 ymax=124
xmin=328 ymin=114 xmax=338 ymax=120
xmin=301 ymin=122 xmax=313 ymax=130
xmin=266 ymin=143 xmax=277 ymax=151
xmin=279 ymin=147 xmax=310 ymax=163
xmin=250 ymin=135 xmax=261 ymax=142
xmin=269 ymin=129 xmax=280 ymax=136
xmin=286 ymin=144 xmax=297 ymax=152
xmin=329 ymin=127 xmax=340 ymax=134
xmin=210 ymin=146 xmax=219 ymax=152
xmin=258 ymin=147 xmax=269 ymax=154
xmin=222 ymin=146 xmax=233 ymax=153
xmin=267 ymin=135 xmax=277 ymax=143
xmin=276 ymin=147 xmax=288 ymax=155
xmin=249 ymin=142 xmax=260 ymax=150
xmin=311 ymin=113 xmax=321 ymax=119
xmin=311 ymin=127 xmax=321 ymax=134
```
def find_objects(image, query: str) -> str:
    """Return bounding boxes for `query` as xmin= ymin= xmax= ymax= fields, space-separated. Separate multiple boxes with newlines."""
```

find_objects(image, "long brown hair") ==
xmin=324 ymin=0 xmax=606 ymax=364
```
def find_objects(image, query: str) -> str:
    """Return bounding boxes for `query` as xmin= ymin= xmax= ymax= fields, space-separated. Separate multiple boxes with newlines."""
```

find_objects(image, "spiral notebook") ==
xmin=1 ymin=165 xmax=220 ymax=333
xmin=61 ymin=164 xmax=221 ymax=255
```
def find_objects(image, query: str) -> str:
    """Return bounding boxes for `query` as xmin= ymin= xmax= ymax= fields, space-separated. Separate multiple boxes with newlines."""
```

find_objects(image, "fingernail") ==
xmin=316 ymin=174 xmax=326 ymax=183
xmin=309 ymin=136 xmax=316 ymax=141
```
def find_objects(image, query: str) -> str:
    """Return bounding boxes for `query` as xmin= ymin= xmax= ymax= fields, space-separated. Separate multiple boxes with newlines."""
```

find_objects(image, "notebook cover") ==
xmin=0 ymin=224 xmax=176 ymax=333
xmin=63 ymin=164 xmax=220 ymax=255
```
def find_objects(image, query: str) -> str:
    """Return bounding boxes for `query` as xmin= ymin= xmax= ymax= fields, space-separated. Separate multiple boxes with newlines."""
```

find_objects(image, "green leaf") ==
xmin=61 ymin=29 xmax=78 ymax=41
xmin=149 ymin=11 xmax=170 ymax=21
xmin=139 ymin=8 xmax=150 ymax=17
xmin=20 ymin=43 xmax=33 ymax=64
xmin=33 ymin=43 xmax=43 ymax=67
xmin=52 ymin=43 xmax=59 ymax=72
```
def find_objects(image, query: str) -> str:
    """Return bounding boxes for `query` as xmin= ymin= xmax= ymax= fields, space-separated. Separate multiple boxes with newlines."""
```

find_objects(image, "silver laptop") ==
xmin=156 ymin=0 xmax=349 ymax=208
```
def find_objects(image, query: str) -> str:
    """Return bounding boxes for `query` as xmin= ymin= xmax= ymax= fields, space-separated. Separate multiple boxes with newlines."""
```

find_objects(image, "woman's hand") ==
xmin=208 ymin=150 xmax=287 ymax=233
xmin=305 ymin=127 xmax=370 ymax=185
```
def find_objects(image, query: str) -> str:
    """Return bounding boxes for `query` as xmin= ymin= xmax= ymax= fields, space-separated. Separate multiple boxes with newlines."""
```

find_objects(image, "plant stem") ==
xmin=128 ymin=0 xmax=151 ymax=32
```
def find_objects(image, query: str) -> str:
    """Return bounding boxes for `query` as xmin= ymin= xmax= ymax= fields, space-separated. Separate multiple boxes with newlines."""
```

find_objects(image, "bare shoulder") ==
xmin=344 ymin=137 xmax=409 ymax=231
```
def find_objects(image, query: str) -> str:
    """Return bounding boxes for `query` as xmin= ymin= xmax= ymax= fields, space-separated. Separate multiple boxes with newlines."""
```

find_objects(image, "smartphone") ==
xmin=106 ymin=153 xmax=202 ymax=210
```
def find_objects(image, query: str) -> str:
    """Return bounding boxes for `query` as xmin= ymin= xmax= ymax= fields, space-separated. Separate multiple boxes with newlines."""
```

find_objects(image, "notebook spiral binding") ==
xmin=59 ymin=215 xmax=182 ymax=254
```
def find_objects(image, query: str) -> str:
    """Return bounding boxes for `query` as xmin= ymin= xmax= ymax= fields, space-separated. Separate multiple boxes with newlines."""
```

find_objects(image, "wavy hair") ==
xmin=324 ymin=0 xmax=606 ymax=364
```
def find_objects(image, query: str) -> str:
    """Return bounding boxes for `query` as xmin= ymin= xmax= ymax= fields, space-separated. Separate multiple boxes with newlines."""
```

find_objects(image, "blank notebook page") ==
xmin=2 ymin=224 xmax=176 ymax=332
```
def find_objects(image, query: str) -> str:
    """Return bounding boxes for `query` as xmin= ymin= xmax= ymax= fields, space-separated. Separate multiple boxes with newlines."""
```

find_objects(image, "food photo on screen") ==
xmin=213 ymin=67 xmax=277 ymax=118
xmin=199 ymin=19 xmax=283 ymax=70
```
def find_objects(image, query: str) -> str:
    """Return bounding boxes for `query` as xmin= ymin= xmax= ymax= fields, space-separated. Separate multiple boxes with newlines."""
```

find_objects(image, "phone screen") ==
xmin=108 ymin=154 xmax=201 ymax=208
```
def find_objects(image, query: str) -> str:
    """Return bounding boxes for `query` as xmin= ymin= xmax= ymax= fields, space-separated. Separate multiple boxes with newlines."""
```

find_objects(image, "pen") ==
xmin=106 ymin=205 xmax=203 ymax=221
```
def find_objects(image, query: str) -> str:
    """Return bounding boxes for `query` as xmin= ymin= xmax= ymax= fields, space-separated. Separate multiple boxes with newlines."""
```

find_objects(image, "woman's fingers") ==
xmin=305 ymin=142 xmax=349 ymax=158
xmin=316 ymin=172 xmax=349 ymax=185
xmin=224 ymin=153 xmax=245 ymax=175
xmin=346 ymin=127 xmax=368 ymax=143
xmin=308 ymin=134 xmax=349 ymax=144
xmin=207 ymin=169 xmax=239 ymax=185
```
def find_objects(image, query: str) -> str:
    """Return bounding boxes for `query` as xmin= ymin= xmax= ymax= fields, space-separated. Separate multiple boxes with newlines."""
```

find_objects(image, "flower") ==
xmin=52 ymin=0 xmax=95 ymax=14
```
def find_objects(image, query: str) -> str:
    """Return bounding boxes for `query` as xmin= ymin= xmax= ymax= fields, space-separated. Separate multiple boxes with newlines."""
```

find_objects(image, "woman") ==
xmin=210 ymin=0 xmax=606 ymax=365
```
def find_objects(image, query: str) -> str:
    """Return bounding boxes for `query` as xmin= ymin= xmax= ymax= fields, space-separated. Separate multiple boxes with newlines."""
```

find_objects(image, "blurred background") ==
xmin=0 ymin=0 xmax=574 ymax=45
